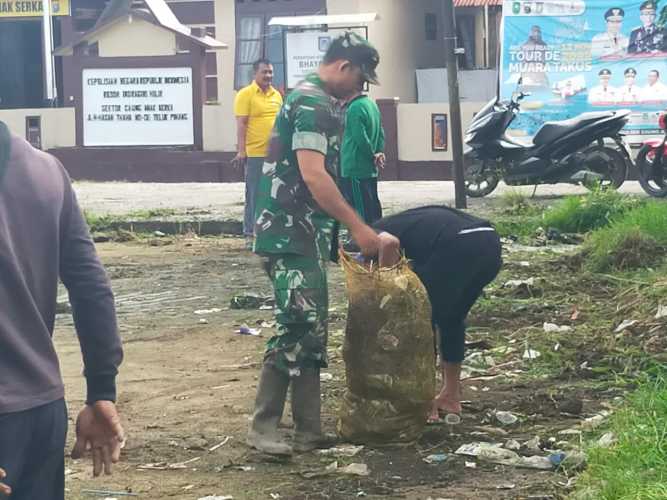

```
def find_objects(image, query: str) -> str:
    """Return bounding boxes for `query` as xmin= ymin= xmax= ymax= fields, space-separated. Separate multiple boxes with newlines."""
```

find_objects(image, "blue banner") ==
xmin=500 ymin=0 xmax=667 ymax=138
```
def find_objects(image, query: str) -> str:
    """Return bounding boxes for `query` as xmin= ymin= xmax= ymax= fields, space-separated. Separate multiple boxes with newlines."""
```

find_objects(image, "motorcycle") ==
xmin=635 ymin=111 xmax=667 ymax=198
xmin=463 ymin=88 xmax=633 ymax=198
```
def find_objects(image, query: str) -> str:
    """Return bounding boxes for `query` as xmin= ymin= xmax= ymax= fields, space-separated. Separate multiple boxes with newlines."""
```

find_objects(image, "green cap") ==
xmin=324 ymin=31 xmax=380 ymax=85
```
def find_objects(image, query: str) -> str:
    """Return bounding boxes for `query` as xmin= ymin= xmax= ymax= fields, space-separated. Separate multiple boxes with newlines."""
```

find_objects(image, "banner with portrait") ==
xmin=500 ymin=0 xmax=667 ymax=139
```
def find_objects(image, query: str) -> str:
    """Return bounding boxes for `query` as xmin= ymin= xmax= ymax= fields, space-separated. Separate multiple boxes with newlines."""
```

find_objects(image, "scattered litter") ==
xmin=496 ymin=483 xmax=516 ymax=490
xmin=183 ymin=485 xmax=195 ymax=491
xmin=138 ymin=456 xmax=201 ymax=470
xmin=465 ymin=461 xmax=477 ymax=468
xmin=504 ymin=278 xmax=535 ymax=288
xmin=519 ymin=261 xmax=531 ymax=267
xmin=597 ymin=432 xmax=616 ymax=448
xmin=236 ymin=324 xmax=261 ymax=336
xmin=554 ymin=343 xmax=561 ymax=351
xmin=260 ymin=321 xmax=276 ymax=328
xmin=423 ymin=453 xmax=448 ymax=464
xmin=558 ymin=428 xmax=582 ymax=436
xmin=80 ymin=490 xmax=137 ymax=497
xmin=581 ymin=411 xmax=611 ymax=431
xmin=209 ymin=436 xmax=231 ymax=452
xmin=571 ymin=307 xmax=580 ymax=321
xmin=269 ymin=494 xmax=280 ymax=500
xmin=505 ymin=439 xmax=521 ymax=451
xmin=234 ymin=466 xmax=255 ymax=472
xmin=552 ymin=451 xmax=587 ymax=471
xmin=300 ymin=461 xmax=369 ymax=479
xmin=198 ymin=318 xmax=209 ymax=324
xmin=318 ymin=445 xmax=364 ymax=457
xmin=523 ymin=436 xmax=542 ymax=454
xmin=655 ymin=304 xmax=667 ymax=319
xmin=340 ymin=463 xmax=370 ymax=477
xmin=198 ymin=496 xmax=234 ymax=500
xmin=194 ymin=308 xmax=222 ymax=315
xmin=356 ymin=492 xmax=367 ymax=498
xmin=523 ymin=349 xmax=541 ymax=360
xmin=543 ymin=322 xmax=572 ymax=333
xmin=319 ymin=373 xmax=334 ymax=382
xmin=614 ymin=319 xmax=637 ymax=333
xmin=455 ymin=442 xmax=552 ymax=470
xmin=230 ymin=294 xmax=273 ymax=310
xmin=495 ymin=411 xmax=519 ymax=425
xmin=154 ymin=230 xmax=166 ymax=237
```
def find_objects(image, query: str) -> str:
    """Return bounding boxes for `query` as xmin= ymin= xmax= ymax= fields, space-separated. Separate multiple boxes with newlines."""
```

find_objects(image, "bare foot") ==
xmin=432 ymin=393 xmax=462 ymax=415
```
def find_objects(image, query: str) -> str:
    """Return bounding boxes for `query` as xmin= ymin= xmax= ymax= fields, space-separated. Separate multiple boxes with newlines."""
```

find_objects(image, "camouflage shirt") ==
xmin=254 ymin=74 xmax=343 ymax=260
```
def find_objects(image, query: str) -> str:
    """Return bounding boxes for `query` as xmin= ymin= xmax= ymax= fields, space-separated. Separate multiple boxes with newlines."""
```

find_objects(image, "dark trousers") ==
xmin=244 ymin=157 xmax=264 ymax=236
xmin=0 ymin=399 xmax=67 ymax=500
xmin=338 ymin=177 xmax=383 ymax=225
xmin=415 ymin=230 xmax=502 ymax=363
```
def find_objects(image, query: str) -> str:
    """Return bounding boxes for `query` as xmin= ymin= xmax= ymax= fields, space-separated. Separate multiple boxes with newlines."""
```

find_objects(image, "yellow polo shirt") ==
xmin=234 ymin=81 xmax=283 ymax=157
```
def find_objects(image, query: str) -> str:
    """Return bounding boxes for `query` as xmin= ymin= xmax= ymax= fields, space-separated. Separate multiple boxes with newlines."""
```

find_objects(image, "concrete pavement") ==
xmin=74 ymin=180 xmax=647 ymax=220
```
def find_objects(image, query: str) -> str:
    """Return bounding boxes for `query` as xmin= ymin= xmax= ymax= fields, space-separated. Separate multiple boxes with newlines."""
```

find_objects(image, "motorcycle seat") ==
xmin=533 ymin=111 xmax=615 ymax=146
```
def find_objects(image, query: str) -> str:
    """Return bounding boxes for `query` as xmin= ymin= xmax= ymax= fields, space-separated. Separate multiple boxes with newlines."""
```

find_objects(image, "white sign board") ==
xmin=285 ymin=31 xmax=333 ymax=89
xmin=82 ymin=67 xmax=194 ymax=146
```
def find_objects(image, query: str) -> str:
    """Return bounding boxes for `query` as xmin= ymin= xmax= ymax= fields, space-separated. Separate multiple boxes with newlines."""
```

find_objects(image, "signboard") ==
xmin=0 ymin=0 xmax=70 ymax=17
xmin=285 ymin=31 xmax=334 ymax=89
xmin=82 ymin=67 xmax=194 ymax=147
xmin=500 ymin=0 xmax=667 ymax=139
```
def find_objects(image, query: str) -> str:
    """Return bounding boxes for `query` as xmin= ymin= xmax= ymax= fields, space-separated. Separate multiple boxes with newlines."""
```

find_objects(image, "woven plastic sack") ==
xmin=337 ymin=251 xmax=435 ymax=444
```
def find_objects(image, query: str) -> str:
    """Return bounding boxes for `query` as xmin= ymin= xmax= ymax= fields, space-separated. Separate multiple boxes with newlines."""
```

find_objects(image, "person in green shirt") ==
xmin=339 ymin=89 xmax=386 ymax=224
xmin=247 ymin=32 xmax=400 ymax=456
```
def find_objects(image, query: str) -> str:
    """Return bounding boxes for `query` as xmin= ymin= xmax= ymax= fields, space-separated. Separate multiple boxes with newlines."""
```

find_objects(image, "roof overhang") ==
xmin=268 ymin=12 xmax=378 ymax=27
xmin=454 ymin=0 xmax=501 ymax=7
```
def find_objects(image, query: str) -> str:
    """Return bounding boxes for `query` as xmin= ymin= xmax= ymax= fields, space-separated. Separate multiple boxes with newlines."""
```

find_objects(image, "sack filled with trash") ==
xmin=337 ymin=251 xmax=435 ymax=444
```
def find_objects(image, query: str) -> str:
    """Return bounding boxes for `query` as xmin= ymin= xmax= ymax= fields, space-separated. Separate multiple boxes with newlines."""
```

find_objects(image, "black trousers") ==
xmin=0 ymin=399 xmax=67 ymax=500
xmin=414 ymin=230 xmax=502 ymax=363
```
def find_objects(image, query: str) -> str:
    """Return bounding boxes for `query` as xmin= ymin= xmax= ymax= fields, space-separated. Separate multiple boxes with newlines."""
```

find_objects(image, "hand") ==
xmin=231 ymin=152 xmax=247 ymax=169
xmin=349 ymin=224 xmax=381 ymax=259
xmin=377 ymin=232 xmax=401 ymax=268
xmin=374 ymin=152 xmax=386 ymax=170
xmin=0 ymin=468 xmax=10 ymax=497
xmin=71 ymin=401 xmax=125 ymax=477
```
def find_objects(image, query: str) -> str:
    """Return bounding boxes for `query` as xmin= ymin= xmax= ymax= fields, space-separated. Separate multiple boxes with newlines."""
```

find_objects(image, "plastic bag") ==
xmin=337 ymin=252 xmax=435 ymax=444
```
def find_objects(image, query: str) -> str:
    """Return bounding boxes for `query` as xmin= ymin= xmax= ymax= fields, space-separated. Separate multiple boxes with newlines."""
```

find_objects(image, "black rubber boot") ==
xmin=291 ymin=367 xmax=336 ymax=453
xmin=246 ymin=361 xmax=293 ymax=456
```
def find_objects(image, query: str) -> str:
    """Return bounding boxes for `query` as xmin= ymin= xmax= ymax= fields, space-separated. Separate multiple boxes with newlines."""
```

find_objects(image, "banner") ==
xmin=0 ymin=0 xmax=70 ymax=17
xmin=82 ymin=67 xmax=194 ymax=147
xmin=500 ymin=0 xmax=667 ymax=139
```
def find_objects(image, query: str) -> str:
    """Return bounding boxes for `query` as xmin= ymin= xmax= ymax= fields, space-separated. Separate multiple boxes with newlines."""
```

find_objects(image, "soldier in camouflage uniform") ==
xmin=247 ymin=32 xmax=398 ymax=456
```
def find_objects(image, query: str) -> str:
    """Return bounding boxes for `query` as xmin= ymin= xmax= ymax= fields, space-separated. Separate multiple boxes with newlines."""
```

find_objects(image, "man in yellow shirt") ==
xmin=233 ymin=59 xmax=283 ymax=241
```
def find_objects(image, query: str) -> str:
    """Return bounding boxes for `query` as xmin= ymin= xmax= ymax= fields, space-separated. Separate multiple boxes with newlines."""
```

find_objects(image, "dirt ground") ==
xmin=54 ymin=234 xmax=656 ymax=500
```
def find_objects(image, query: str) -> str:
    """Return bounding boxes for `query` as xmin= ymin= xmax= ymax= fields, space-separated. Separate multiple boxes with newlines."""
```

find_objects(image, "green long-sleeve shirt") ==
xmin=340 ymin=95 xmax=385 ymax=179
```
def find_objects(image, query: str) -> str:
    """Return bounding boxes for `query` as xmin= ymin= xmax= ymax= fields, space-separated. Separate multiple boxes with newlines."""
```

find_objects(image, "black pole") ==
xmin=442 ymin=0 xmax=467 ymax=209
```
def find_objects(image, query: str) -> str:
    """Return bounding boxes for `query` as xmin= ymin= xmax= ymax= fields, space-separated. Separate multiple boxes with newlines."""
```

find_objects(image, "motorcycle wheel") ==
xmin=464 ymin=160 xmax=500 ymax=198
xmin=636 ymin=144 xmax=667 ymax=198
xmin=580 ymin=145 xmax=627 ymax=191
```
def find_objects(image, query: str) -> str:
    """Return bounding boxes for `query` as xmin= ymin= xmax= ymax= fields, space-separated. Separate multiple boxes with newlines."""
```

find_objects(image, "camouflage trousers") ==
xmin=264 ymin=255 xmax=329 ymax=377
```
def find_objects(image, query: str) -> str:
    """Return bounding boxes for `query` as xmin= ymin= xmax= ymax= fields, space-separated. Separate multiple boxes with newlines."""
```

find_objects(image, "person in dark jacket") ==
xmin=0 ymin=121 xmax=124 ymax=499
xmin=372 ymin=206 xmax=503 ymax=423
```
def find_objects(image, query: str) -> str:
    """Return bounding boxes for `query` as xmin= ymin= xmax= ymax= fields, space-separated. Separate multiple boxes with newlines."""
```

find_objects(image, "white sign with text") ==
xmin=82 ymin=67 xmax=194 ymax=146
xmin=285 ymin=31 xmax=333 ymax=89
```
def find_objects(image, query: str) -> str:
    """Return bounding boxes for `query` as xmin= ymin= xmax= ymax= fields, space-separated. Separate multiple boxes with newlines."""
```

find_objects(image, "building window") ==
xmin=456 ymin=14 xmax=476 ymax=69
xmin=234 ymin=0 xmax=326 ymax=91
xmin=425 ymin=13 xmax=437 ymax=41
xmin=176 ymin=25 xmax=219 ymax=103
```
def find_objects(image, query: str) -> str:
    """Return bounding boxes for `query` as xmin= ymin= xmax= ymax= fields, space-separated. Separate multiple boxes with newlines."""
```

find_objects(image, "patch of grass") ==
xmin=492 ymin=215 xmax=541 ymax=240
xmin=499 ymin=189 xmax=541 ymax=216
xmin=84 ymin=208 xmax=179 ymax=232
xmin=573 ymin=367 xmax=667 ymax=500
xmin=584 ymin=201 xmax=667 ymax=272
xmin=543 ymin=189 xmax=643 ymax=234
